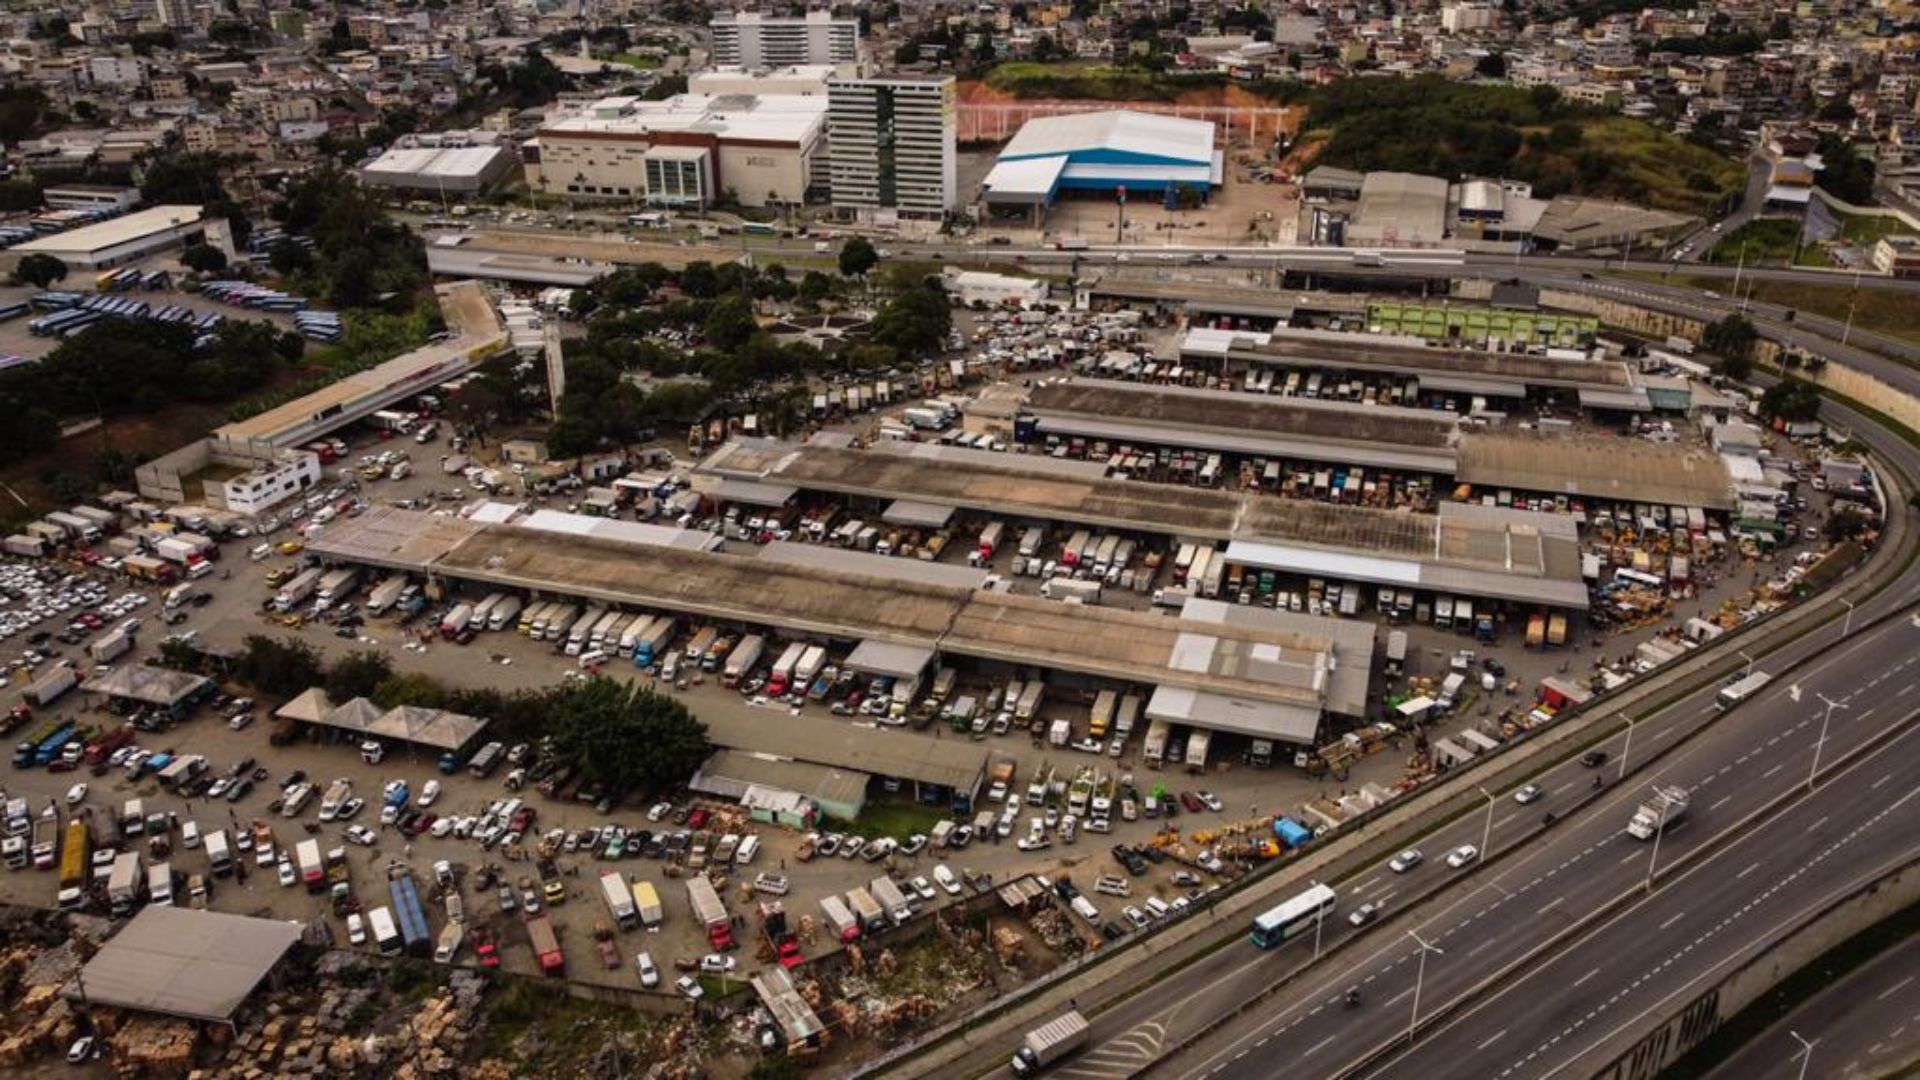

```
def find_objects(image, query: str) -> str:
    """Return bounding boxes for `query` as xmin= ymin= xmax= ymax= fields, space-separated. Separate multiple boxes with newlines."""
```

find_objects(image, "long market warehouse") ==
xmin=699 ymin=436 xmax=1592 ymax=611
xmin=309 ymin=504 xmax=1377 ymax=770
xmin=1016 ymin=376 xmax=1737 ymax=511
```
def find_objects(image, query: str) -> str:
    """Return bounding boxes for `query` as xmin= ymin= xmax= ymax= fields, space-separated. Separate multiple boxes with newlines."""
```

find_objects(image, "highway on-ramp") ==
xmin=1701 ymin=927 xmax=1920 ymax=1080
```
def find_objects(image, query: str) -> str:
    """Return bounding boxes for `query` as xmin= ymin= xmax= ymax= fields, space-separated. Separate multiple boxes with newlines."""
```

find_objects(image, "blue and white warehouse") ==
xmin=980 ymin=110 xmax=1222 ymax=213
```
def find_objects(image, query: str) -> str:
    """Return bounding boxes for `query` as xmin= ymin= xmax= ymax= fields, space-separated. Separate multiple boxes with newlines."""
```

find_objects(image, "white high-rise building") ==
xmin=827 ymin=75 xmax=957 ymax=221
xmin=709 ymin=11 xmax=860 ymax=68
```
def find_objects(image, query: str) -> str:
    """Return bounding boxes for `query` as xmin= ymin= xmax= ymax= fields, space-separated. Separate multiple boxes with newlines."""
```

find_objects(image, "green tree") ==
xmin=838 ymin=236 xmax=879 ymax=277
xmin=13 ymin=252 xmax=67 ymax=288
xmin=1475 ymin=52 xmax=1507 ymax=79
xmin=372 ymin=672 xmax=448 ymax=709
xmin=237 ymin=635 xmax=325 ymax=698
xmin=1702 ymin=314 xmax=1756 ymax=378
xmin=1759 ymin=378 xmax=1821 ymax=423
xmin=547 ymin=678 xmax=710 ymax=794
xmin=1824 ymin=505 xmax=1871 ymax=543
xmin=702 ymin=294 xmax=758 ymax=351
xmin=325 ymin=650 xmax=394 ymax=703
xmin=180 ymin=243 xmax=229 ymax=274
xmin=869 ymin=278 xmax=954 ymax=356
xmin=267 ymin=238 xmax=314 ymax=276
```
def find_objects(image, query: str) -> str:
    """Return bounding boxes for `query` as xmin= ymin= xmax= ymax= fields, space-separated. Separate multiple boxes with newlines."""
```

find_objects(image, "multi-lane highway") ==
xmin=1083 ymin=597 xmax=1920 ymax=1080
xmin=1702 ymin=926 xmax=1920 ymax=1080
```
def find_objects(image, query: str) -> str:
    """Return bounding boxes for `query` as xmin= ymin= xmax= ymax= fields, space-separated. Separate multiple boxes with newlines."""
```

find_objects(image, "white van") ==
xmin=181 ymin=821 xmax=202 ymax=849
xmin=249 ymin=543 xmax=272 ymax=561
xmin=577 ymin=649 xmax=607 ymax=670
xmin=735 ymin=835 xmax=760 ymax=865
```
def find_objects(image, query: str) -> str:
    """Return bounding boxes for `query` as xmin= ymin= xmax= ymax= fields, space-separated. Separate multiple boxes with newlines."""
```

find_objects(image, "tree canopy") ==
xmin=13 ymin=253 xmax=67 ymax=288
xmin=1703 ymin=314 xmax=1757 ymax=379
xmin=838 ymin=237 xmax=879 ymax=278
xmin=237 ymin=635 xmax=325 ymax=699
xmin=546 ymin=678 xmax=710 ymax=795
xmin=274 ymin=167 xmax=426 ymax=309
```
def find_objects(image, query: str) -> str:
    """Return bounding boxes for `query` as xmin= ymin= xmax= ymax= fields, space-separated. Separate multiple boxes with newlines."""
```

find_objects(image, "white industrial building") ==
xmin=688 ymin=64 xmax=843 ymax=97
xmin=944 ymin=269 xmax=1049 ymax=309
xmin=525 ymin=93 xmax=828 ymax=209
xmin=827 ymin=75 xmax=958 ymax=222
xmin=9 ymin=204 xmax=207 ymax=270
xmin=358 ymin=132 xmax=518 ymax=195
xmin=709 ymin=11 xmax=860 ymax=68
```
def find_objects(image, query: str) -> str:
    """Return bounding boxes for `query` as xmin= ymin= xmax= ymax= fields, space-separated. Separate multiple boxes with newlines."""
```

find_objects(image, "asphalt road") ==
xmin=1363 ymin=716 xmax=1920 ymax=1080
xmin=1116 ymin=601 xmax=1920 ymax=1080
xmin=1702 ymin=926 xmax=1920 ymax=1080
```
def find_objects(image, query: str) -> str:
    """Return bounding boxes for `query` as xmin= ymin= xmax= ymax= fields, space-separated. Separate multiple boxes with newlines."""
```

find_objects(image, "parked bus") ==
xmin=1249 ymin=884 xmax=1338 ymax=949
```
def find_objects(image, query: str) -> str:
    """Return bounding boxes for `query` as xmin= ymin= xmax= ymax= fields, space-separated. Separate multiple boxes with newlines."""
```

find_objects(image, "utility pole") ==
xmin=1478 ymin=786 xmax=1495 ymax=858
xmin=1617 ymin=715 xmax=1635 ymax=782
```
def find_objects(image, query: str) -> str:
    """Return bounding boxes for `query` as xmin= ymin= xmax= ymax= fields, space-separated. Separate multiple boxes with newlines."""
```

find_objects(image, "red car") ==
xmin=473 ymin=928 xmax=500 ymax=969
xmin=687 ymin=808 xmax=709 ymax=830
xmin=776 ymin=939 xmax=804 ymax=968
xmin=1179 ymin=791 xmax=1205 ymax=814
xmin=409 ymin=813 xmax=438 ymax=835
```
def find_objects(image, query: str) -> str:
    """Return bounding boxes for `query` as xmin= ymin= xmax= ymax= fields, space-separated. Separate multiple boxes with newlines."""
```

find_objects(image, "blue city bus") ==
xmin=1249 ymin=884 xmax=1338 ymax=948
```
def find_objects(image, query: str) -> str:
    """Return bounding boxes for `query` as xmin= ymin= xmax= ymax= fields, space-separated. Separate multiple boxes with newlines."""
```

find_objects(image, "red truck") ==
xmin=527 ymin=915 xmax=565 ymax=976
xmin=84 ymin=725 xmax=136 ymax=765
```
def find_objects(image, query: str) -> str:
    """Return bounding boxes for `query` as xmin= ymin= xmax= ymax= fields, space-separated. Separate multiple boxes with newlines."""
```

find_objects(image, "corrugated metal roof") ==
xmin=843 ymin=639 xmax=937 ymax=679
xmin=1145 ymin=685 xmax=1322 ymax=744
xmin=1001 ymin=110 xmax=1214 ymax=165
xmin=71 ymin=907 xmax=302 ymax=1022
xmin=882 ymin=498 xmax=958 ymax=527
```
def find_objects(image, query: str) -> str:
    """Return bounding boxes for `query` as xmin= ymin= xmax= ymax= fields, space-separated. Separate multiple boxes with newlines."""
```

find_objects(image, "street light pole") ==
xmin=1790 ymin=1031 xmax=1815 ymax=1080
xmin=1617 ymin=715 xmax=1635 ymax=783
xmin=1312 ymin=880 xmax=1326 ymax=961
xmin=1645 ymin=801 xmax=1670 ymax=891
xmin=1408 ymin=930 xmax=1444 ymax=1043
xmin=1478 ymin=786 xmax=1495 ymax=858
xmin=1810 ymin=694 xmax=1845 ymax=792
xmin=1739 ymin=649 xmax=1755 ymax=680
xmin=1841 ymin=597 xmax=1856 ymax=638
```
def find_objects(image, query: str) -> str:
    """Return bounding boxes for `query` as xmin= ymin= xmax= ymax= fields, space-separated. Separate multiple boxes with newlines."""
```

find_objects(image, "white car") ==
xmin=429 ymin=817 xmax=455 ymax=838
xmin=1513 ymin=784 xmax=1545 ymax=805
xmin=1389 ymin=848 xmax=1424 ymax=873
xmin=1446 ymin=844 xmax=1480 ymax=869
xmin=934 ymin=864 xmax=961 ymax=895
xmin=347 ymin=913 xmax=367 ymax=945
xmin=277 ymin=858 xmax=296 ymax=887
xmin=698 ymin=954 xmax=737 ymax=975
xmin=64 ymin=783 xmax=87 ymax=805
xmin=418 ymin=780 xmax=441 ymax=807
xmin=676 ymin=975 xmax=705 ymax=1000
xmin=910 ymin=876 xmax=937 ymax=901
xmin=344 ymin=825 xmax=377 ymax=846
xmin=635 ymin=951 xmax=659 ymax=988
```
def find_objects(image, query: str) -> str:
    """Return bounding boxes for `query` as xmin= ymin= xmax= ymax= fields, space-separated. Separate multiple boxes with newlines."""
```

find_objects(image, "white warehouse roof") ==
xmin=1001 ymin=110 xmax=1215 ymax=165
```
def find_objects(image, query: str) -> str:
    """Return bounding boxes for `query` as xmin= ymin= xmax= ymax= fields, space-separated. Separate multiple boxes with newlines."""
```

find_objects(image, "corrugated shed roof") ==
xmin=72 ymin=907 xmax=301 ymax=1022
xmin=1001 ymin=110 xmax=1214 ymax=165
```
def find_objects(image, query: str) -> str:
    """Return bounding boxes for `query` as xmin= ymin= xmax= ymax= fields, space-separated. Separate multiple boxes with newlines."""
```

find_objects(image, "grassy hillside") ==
xmin=1302 ymin=77 xmax=1742 ymax=216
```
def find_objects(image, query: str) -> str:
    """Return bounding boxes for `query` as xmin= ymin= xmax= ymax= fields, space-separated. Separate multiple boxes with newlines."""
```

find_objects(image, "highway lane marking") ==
xmin=1650 ymin=726 xmax=1674 ymax=741
xmin=1537 ymin=896 xmax=1565 ymax=915
xmin=1619 ymin=851 xmax=1643 ymax=865
xmin=1764 ymin=764 xmax=1785 ymax=779
xmin=1355 ymin=876 xmax=1381 ymax=892
xmin=1901 ymin=683 xmax=1915 ymax=696
xmin=1860 ymin=707 xmax=1878 ymax=721
xmin=1659 ymin=912 xmax=1687 ymax=931
xmin=1807 ymin=816 xmax=1829 ymax=833
xmin=1572 ymin=967 xmax=1600 ymax=987
xmin=1383 ymin=988 xmax=1412 ymax=1008
xmin=1710 ymin=795 xmax=1733 ymax=811
xmin=1492 ymin=780 xmax=1920 ymax=1079
xmin=1879 ymin=976 xmax=1915 ymax=1001
xmin=1304 ymin=1035 xmax=1337 ymax=1057
xmin=1477 ymin=1029 xmax=1508 ymax=1051
xmin=1495 ymin=813 xmax=1515 ymax=829
xmin=1874 ymin=774 xmax=1895 ymax=789
xmin=1468 ymin=938 xmax=1497 ymax=957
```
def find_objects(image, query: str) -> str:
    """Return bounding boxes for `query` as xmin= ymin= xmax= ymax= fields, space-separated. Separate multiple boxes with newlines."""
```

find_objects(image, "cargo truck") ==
xmin=722 ymin=634 xmax=765 ymax=686
xmin=986 ymin=757 xmax=1018 ymax=803
xmin=57 ymin=819 xmax=90 ymax=908
xmin=318 ymin=779 xmax=353 ymax=821
xmin=273 ymin=568 xmax=323 ymax=611
xmin=148 ymin=861 xmax=175 ymax=906
xmin=601 ymin=869 xmax=637 ymax=930
xmin=846 ymin=885 xmax=887 ymax=933
xmin=88 ymin=628 xmax=132 ymax=663
xmin=25 ymin=665 xmax=78 ymax=707
xmin=315 ymin=567 xmax=361 ymax=606
xmin=297 ymin=839 xmax=325 ymax=892
xmin=767 ymin=641 xmax=806 ymax=695
xmin=108 ymin=851 xmax=144 ymax=916
xmin=1011 ymin=1011 xmax=1090 ymax=1076
xmin=16 ymin=719 xmax=75 ymax=767
xmin=632 ymin=616 xmax=678 ymax=667
xmin=631 ymin=879 xmax=663 ymax=930
xmin=438 ymin=603 xmax=474 ymax=638
xmin=794 ymin=645 xmax=827 ymax=687
xmin=819 ymin=894 xmax=861 ymax=942
xmin=366 ymin=576 xmax=409 ymax=615
xmin=29 ymin=813 xmax=57 ymax=869
xmin=616 ymin=613 xmax=655 ymax=653
xmin=205 ymin=829 xmax=232 ymax=877
xmin=527 ymin=914 xmax=565 ymax=975
xmin=543 ymin=604 xmax=582 ymax=644
xmin=486 ymin=595 xmax=523 ymax=631
xmin=869 ymin=877 xmax=913 ymax=926
xmin=687 ymin=874 xmax=733 ymax=949
xmin=1626 ymin=785 xmax=1690 ymax=840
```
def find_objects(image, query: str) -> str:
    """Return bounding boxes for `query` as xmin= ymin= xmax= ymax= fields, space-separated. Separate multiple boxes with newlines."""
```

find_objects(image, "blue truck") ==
xmin=30 ymin=722 xmax=76 ymax=767
xmin=388 ymin=868 xmax=431 ymax=957
xmin=12 ymin=720 xmax=73 ymax=768
xmin=1272 ymin=818 xmax=1313 ymax=850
